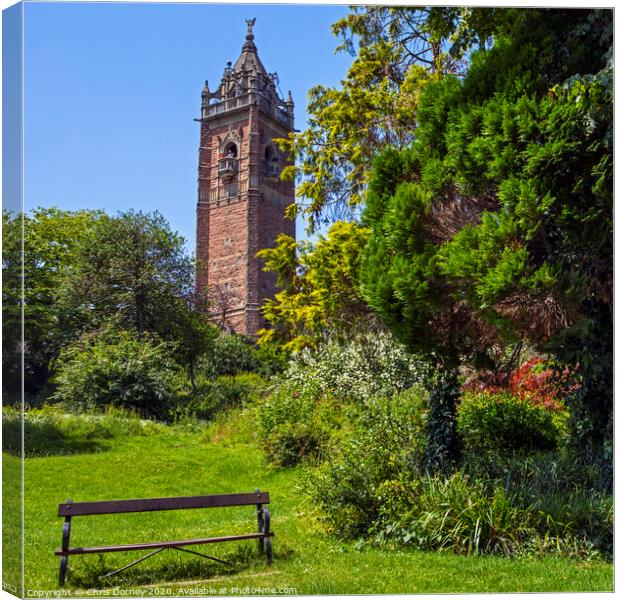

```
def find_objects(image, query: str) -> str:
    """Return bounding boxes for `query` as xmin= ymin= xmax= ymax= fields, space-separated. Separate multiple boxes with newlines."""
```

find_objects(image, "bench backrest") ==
xmin=58 ymin=492 xmax=270 ymax=517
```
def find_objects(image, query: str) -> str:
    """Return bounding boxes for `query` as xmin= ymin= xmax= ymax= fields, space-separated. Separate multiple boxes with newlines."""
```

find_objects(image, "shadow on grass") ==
xmin=2 ymin=417 xmax=109 ymax=457
xmin=68 ymin=544 xmax=272 ymax=589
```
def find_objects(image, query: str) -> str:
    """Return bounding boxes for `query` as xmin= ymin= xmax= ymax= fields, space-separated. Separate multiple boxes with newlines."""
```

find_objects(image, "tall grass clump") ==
xmin=372 ymin=472 xmax=536 ymax=555
xmin=3 ymin=405 xmax=165 ymax=457
xmin=461 ymin=450 xmax=613 ymax=557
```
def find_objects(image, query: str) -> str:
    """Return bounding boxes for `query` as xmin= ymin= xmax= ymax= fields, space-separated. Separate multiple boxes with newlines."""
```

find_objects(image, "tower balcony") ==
xmin=205 ymin=94 xmax=252 ymax=117
xmin=218 ymin=157 xmax=239 ymax=181
xmin=204 ymin=92 xmax=293 ymax=129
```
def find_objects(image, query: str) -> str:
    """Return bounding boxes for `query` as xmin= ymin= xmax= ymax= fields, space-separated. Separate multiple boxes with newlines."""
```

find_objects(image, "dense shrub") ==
xmin=259 ymin=330 xmax=425 ymax=470
xmin=52 ymin=329 xmax=178 ymax=419
xmin=264 ymin=422 xmax=327 ymax=467
xmin=308 ymin=387 xmax=427 ymax=536
xmin=285 ymin=331 xmax=424 ymax=402
xmin=200 ymin=334 xmax=261 ymax=378
xmin=457 ymin=391 xmax=565 ymax=456
xmin=258 ymin=382 xmax=334 ymax=467
xmin=258 ymin=385 xmax=316 ymax=439
xmin=509 ymin=359 xmax=578 ymax=410
xmin=252 ymin=342 xmax=289 ymax=376
xmin=175 ymin=373 xmax=266 ymax=422
xmin=197 ymin=333 xmax=287 ymax=380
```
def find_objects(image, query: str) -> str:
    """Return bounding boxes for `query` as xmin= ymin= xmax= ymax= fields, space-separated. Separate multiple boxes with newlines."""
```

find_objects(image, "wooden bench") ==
xmin=55 ymin=490 xmax=273 ymax=586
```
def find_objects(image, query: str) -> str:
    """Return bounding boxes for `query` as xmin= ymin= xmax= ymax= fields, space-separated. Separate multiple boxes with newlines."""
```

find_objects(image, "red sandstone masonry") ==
xmin=195 ymin=34 xmax=295 ymax=336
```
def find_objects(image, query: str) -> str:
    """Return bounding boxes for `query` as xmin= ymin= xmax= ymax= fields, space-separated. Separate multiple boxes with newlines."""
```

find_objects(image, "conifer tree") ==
xmin=360 ymin=9 xmax=612 ymax=476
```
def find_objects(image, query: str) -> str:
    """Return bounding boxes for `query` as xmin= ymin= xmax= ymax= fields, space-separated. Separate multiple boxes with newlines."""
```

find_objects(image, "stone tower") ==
xmin=196 ymin=19 xmax=295 ymax=336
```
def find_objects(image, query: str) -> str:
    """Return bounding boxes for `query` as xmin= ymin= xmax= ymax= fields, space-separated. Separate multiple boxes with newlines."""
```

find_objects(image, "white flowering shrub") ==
xmin=258 ymin=331 xmax=426 ymax=467
xmin=284 ymin=331 xmax=425 ymax=402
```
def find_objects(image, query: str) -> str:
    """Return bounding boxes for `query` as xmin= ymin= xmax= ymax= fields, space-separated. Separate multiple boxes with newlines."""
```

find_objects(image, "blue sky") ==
xmin=22 ymin=2 xmax=352 ymax=250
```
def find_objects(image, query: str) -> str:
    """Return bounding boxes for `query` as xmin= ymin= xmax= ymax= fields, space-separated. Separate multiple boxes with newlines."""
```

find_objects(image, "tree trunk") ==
xmin=423 ymin=357 xmax=460 ymax=473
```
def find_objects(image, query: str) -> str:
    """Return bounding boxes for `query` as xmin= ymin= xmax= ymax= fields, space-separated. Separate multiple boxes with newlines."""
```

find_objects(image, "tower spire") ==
xmin=210 ymin=18 xmax=282 ymax=105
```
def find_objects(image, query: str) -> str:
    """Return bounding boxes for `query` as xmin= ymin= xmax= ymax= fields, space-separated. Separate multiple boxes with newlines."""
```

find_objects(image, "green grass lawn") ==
xmin=8 ymin=408 xmax=613 ymax=595
xmin=3 ymin=450 xmax=23 ymax=596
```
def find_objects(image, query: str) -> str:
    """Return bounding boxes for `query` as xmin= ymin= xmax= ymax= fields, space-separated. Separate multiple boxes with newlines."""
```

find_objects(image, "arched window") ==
xmin=264 ymin=145 xmax=278 ymax=163
xmin=224 ymin=142 xmax=238 ymax=158
xmin=263 ymin=144 xmax=280 ymax=179
xmin=219 ymin=142 xmax=239 ymax=181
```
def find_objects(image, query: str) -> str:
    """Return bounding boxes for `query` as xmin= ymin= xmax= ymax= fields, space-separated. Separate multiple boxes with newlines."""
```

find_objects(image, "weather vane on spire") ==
xmin=246 ymin=18 xmax=256 ymax=36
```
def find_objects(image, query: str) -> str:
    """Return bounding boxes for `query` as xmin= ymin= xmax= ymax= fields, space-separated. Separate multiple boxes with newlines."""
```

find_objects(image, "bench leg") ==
xmin=256 ymin=504 xmax=265 ymax=553
xmin=263 ymin=506 xmax=272 ymax=564
xmin=59 ymin=499 xmax=72 ymax=587
xmin=59 ymin=556 xmax=68 ymax=587
xmin=265 ymin=538 xmax=273 ymax=564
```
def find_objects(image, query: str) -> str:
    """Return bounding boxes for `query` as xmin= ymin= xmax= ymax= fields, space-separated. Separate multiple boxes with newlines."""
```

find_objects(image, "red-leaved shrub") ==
xmin=463 ymin=358 xmax=579 ymax=411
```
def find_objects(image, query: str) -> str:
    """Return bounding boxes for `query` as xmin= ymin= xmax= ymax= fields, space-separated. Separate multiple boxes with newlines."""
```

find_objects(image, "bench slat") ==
xmin=54 ymin=532 xmax=274 ymax=555
xmin=58 ymin=492 xmax=270 ymax=517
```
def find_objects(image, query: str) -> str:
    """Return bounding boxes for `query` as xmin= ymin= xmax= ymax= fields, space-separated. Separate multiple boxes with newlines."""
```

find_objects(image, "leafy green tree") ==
xmin=172 ymin=301 xmax=218 ymax=389
xmin=258 ymin=221 xmax=373 ymax=351
xmin=62 ymin=211 xmax=190 ymax=334
xmin=3 ymin=208 xmax=215 ymax=397
xmin=277 ymin=7 xmax=457 ymax=229
xmin=278 ymin=6 xmax=512 ymax=229
xmin=3 ymin=208 xmax=102 ymax=398
xmin=59 ymin=210 xmax=216 ymax=382
xmin=360 ymin=9 xmax=612 ymax=476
